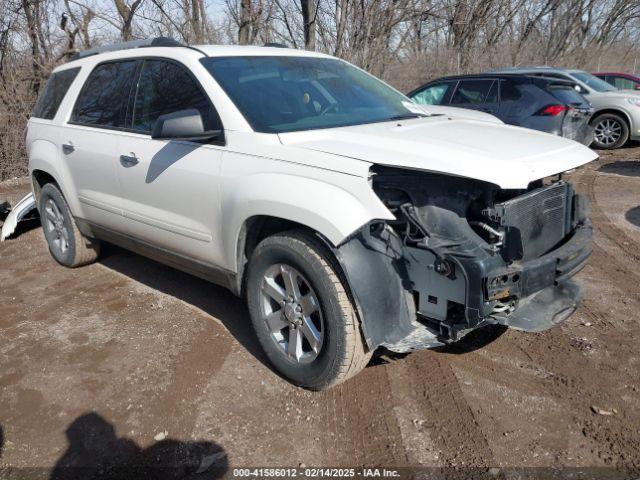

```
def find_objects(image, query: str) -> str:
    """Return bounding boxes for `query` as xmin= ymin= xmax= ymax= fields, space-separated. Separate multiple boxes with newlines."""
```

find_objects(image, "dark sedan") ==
xmin=408 ymin=73 xmax=594 ymax=145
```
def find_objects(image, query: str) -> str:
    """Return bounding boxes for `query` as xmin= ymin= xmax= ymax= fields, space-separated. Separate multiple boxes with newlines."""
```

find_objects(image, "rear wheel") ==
xmin=246 ymin=230 xmax=371 ymax=390
xmin=591 ymin=113 xmax=629 ymax=149
xmin=39 ymin=183 xmax=100 ymax=267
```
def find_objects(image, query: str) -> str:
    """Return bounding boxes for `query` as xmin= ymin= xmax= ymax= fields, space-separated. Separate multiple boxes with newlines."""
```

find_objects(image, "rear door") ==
xmin=65 ymin=60 xmax=139 ymax=231
xmin=496 ymin=79 xmax=525 ymax=124
xmin=115 ymin=58 xmax=225 ymax=265
xmin=449 ymin=79 xmax=499 ymax=116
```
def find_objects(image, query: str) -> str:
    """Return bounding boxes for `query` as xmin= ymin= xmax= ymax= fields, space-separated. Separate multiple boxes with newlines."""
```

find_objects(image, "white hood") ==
xmin=279 ymin=116 xmax=598 ymax=189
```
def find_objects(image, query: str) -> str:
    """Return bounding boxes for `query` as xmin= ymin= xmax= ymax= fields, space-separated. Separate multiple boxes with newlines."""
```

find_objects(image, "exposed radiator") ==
xmin=484 ymin=182 xmax=572 ymax=261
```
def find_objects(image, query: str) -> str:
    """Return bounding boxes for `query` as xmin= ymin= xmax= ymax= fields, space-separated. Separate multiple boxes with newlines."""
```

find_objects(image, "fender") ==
xmin=220 ymin=160 xmax=394 ymax=273
xmin=591 ymin=107 xmax=633 ymax=128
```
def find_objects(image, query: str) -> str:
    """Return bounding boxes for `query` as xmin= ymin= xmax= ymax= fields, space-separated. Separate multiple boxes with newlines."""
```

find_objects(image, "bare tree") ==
xmin=114 ymin=0 xmax=144 ymax=40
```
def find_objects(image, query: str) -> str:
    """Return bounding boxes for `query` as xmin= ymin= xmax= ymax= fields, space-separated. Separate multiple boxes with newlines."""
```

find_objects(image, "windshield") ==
xmin=570 ymin=71 xmax=618 ymax=93
xmin=200 ymin=56 xmax=421 ymax=133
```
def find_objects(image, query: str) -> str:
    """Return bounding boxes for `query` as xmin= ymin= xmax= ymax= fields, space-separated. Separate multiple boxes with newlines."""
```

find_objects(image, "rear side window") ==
xmin=548 ymin=86 xmax=588 ymax=106
xmin=32 ymin=68 xmax=80 ymax=120
xmin=132 ymin=59 xmax=220 ymax=133
xmin=451 ymin=80 xmax=496 ymax=104
xmin=410 ymin=83 xmax=453 ymax=105
xmin=499 ymin=80 xmax=521 ymax=101
xmin=71 ymin=60 xmax=138 ymax=128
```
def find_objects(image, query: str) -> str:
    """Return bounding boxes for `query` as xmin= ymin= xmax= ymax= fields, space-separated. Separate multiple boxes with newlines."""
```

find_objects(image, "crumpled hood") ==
xmin=278 ymin=116 xmax=598 ymax=189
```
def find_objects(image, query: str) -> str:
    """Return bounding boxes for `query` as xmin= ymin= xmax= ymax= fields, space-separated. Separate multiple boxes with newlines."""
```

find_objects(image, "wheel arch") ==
xmin=590 ymin=108 xmax=632 ymax=129
xmin=221 ymin=172 xmax=393 ymax=278
xmin=31 ymin=169 xmax=59 ymax=204
xmin=233 ymin=214 xmax=354 ymax=298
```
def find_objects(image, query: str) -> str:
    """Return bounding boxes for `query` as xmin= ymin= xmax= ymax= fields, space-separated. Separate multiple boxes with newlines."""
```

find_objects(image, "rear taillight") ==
xmin=536 ymin=104 xmax=570 ymax=116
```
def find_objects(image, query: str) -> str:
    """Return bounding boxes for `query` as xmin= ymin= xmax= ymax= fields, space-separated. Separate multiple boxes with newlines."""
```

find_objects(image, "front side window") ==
xmin=32 ymin=67 xmax=80 ymax=120
xmin=201 ymin=56 xmax=419 ymax=133
xmin=410 ymin=83 xmax=452 ymax=105
xmin=71 ymin=61 xmax=138 ymax=127
xmin=451 ymin=79 xmax=497 ymax=104
xmin=570 ymin=71 xmax=617 ymax=93
xmin=132 ymin=59 xmax=220 ymax=132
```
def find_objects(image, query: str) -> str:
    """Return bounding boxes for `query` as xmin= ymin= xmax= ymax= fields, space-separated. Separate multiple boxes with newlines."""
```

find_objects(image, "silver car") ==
xmin=491 ymin=67 xmax=640 ymax=149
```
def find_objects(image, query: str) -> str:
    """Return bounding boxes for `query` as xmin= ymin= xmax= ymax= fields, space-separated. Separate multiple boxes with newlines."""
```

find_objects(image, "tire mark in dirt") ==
xmin=153 ymin=325 xmax=233 ymax=437
xmin=575 ymin=165 xmax=640 ymax=264
xmin=388 ymin=351 xmax=495 ymax=468
xmin=319 ymin=363 xmax=407 ymax=466
xmin=504 ymin=162 xmax=640 ymax=466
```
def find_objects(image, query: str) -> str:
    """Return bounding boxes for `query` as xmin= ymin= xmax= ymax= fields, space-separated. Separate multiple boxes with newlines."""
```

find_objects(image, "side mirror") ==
xmin=151 ymin=109 xmax=221 ymax=141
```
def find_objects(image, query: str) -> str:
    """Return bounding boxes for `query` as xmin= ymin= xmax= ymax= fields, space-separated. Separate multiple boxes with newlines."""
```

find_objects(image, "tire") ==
xmin=39 ymin=183 xmax=100 ymax=267
xmin=591 ymin=113 xmax=629 ymax=150
xmin=246 ymin=230 xmax=371 ymax=390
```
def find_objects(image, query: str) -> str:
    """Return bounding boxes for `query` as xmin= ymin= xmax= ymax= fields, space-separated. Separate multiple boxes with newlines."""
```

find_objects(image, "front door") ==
xmin=115 ymin=58 xmax=225 ymax=266
xmin=65 ymin=60 xmax=139 ymax=231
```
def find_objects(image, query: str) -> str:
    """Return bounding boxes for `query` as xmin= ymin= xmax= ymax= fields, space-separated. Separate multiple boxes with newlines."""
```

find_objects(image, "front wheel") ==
xmin=591 ymin=113 xmax=629 ymax=150
xmin=246 ymin=230 xmax=371 ymax=390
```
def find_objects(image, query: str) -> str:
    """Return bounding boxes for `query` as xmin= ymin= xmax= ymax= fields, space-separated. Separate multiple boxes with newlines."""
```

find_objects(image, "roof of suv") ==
xmin=420 ymin=72 xmax=575 ymax=83
xmin=193 ymin=44 xmax=329 ymax=58
xmin=60 ymin=39 xmax=330 ymax=71
xmin=489 ymin=66 xmax=583 ymax=75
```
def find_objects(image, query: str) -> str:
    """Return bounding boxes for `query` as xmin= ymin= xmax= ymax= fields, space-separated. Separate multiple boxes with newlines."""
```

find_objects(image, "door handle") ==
xmin=62 ymin=143 xmax=74 ymax=154
xmin=120 ymin=154 xmax=139 ymax=167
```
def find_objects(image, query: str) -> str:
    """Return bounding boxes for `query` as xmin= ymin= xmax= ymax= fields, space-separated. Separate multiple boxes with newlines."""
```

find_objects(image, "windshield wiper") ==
xmin=386 ymin=113 xmax=427 ymax=121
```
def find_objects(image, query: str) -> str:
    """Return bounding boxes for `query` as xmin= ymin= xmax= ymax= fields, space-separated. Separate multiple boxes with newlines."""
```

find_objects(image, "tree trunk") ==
xmin=300 ymin=0 xmax=316 ymax=50
xmin=239 ymin=0 xmax=251 ymax=44
xmin=21 ymin=0 xmax=44 ymax=95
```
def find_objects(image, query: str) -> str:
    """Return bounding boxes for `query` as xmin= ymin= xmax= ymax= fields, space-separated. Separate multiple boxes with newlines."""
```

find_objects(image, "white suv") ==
xmin=27 ymin=38 xmax=598 ymax=389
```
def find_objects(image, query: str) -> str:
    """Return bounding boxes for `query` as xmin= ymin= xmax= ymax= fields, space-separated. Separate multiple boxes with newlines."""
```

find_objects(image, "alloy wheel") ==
xmin=594 ymin=118 xmax=622 ymax=146
xmin=44 ymin=198 xmax=70 ymax=254
xmin=259 ymin=263 xmax=324 ymax=364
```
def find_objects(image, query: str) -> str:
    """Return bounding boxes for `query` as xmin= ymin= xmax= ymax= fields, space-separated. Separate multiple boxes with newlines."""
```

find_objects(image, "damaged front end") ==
xmin=334 ymin=167 xmax=592 ymax=353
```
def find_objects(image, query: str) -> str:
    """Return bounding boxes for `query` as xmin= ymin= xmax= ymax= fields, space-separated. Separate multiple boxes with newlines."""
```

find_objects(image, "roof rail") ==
xmin=69 ymin=37 xmax=184 ymax=61
xmin=263 ymin=42 xmax=289 ymax=48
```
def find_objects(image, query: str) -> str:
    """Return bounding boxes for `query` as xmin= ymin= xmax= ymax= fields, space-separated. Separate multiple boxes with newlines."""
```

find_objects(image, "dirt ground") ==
xmin=0 ymin=146 xmax=639 ymax=478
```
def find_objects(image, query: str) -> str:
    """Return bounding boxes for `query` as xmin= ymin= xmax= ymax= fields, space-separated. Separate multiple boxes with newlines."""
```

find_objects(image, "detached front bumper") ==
xmin=484 ymin=222 xmax=592 ymax=331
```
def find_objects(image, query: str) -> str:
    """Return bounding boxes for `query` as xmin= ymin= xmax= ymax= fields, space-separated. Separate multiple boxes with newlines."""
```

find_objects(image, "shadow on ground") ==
xmin=598 ymin=160 xmax=640 ymax=177
xmin=47 ymin=412 xmax=227 ymax=480
xmin=433 ymin=324 xmax=508 ymax=355
xmin=98 ymin=244 xmax=272 ymax=369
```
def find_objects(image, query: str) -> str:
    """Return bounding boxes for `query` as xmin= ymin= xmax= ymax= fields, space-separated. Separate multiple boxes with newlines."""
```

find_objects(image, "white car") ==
xmin=27 ymin=38 xmax=598 ymax=389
